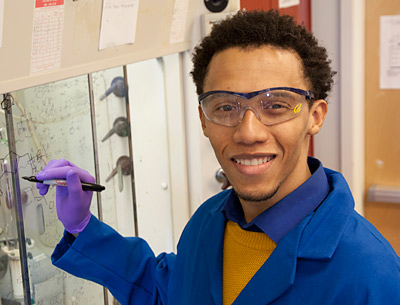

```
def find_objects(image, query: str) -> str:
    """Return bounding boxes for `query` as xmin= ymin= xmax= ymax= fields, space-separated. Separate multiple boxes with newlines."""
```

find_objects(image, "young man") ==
xmin=37 ymin=10 xmax=400 ymax=305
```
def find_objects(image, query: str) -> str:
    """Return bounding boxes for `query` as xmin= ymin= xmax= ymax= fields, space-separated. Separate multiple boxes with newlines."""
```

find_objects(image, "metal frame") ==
xmin=88 ymin=73 xmax=110 ymax=305
xmin=2 ymin=93 xmax=32 ymax=305
xmin=123 ymin=65 xmax=139 ymax=237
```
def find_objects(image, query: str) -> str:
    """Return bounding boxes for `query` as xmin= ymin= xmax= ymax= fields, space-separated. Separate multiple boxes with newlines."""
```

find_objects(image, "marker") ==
xmin=22 ymin=176 xmax=105 ymax=192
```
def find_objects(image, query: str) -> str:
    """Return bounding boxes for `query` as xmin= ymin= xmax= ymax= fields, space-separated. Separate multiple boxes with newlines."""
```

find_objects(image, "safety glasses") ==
xmin=199 ymin=87 xmax=314 ymax=127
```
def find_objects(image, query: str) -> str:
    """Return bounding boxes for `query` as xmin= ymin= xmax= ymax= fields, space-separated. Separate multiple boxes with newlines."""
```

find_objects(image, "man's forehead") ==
xmin=203 ymin=46 xmax=308 ymax=93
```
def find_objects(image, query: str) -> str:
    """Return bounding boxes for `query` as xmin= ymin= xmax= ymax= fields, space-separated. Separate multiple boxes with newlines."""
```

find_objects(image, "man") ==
xmin=37 ymin=10 xmax=400 ymax=305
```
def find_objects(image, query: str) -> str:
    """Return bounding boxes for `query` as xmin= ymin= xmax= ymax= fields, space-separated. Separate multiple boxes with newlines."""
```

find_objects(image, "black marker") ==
xmin=22 ymin=176 xmax=105 ymax=192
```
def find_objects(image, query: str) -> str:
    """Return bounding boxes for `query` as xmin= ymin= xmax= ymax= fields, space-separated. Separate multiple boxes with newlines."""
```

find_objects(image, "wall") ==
xmin=312 ymin=0 xmax=365 ymax=214
xmin=364 ymin=0 xmax=400 ymax=254
xmin=311 ymin=0 xmax=341 ymax=172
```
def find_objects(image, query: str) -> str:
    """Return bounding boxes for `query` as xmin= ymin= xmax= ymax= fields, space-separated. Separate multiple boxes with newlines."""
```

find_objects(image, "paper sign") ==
xmin=170 ymin=0 xmax=189 ymax=44
xmin=380 ymin=15 xmax=400 ymax=89
xmin=279 ymin=0 xmax=300 ymax=9
xmin=99 ymin=0 xmax=139 ymax=50
xmin=30 ymin=0 xmax=64 ymax=75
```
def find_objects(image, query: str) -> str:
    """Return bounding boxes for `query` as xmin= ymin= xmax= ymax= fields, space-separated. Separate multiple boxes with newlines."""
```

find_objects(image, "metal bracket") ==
xmin=1 ymin=93 xmax=14 ymax=111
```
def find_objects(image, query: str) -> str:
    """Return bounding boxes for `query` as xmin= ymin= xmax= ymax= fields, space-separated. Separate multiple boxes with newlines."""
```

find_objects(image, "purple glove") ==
xmin=36 ymin=159 xmax=95 ymax=234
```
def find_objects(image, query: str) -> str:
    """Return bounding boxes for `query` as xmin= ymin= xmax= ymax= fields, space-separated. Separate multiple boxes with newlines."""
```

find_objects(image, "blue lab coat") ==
xmin=52 ymin=168 xmax=400 ymax=305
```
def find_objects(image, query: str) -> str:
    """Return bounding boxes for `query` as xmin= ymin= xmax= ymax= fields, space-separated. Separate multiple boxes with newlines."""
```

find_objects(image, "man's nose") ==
xmin=232 ymin=109 xmax=271 ymax=145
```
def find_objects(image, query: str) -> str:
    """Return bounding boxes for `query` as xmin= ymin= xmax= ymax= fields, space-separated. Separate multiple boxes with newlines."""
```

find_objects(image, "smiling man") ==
xmin=198 ymin=45 xmax=327 ymax=222
xmin=37 ymin=10 xmax=400 ymax=305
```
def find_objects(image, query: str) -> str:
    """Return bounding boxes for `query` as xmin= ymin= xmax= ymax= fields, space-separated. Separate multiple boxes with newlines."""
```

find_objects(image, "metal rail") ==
xmin=2 ymin=93 xmax=32 ymax=305
xmin=87 ymin=74 xmax=110 ymax=305
xmin=122 ymin=65 xmax=139 ymax=237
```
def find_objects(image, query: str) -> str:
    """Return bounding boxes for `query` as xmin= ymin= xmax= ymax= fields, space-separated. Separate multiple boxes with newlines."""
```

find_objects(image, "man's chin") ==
xmin=233 ymin=187 xmax=279 ymax=203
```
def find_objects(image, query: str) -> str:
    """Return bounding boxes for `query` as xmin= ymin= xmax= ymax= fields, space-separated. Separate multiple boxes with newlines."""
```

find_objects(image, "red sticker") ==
xmin=35 ymin=0 xmax=64 ymax=8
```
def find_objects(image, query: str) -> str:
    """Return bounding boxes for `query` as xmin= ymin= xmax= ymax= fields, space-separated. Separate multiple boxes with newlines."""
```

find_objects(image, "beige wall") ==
xmin=364 ymin=0 xmax=400 ymax=254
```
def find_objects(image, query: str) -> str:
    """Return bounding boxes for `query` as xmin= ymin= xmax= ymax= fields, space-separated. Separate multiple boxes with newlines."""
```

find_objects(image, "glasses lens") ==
xmin=200 ymin=89 xmax=305 ymax=127
xmin=201 ymin=93 xmax=241 ymax=127
xmin=257 ymin=90 xmax=303 ymax=125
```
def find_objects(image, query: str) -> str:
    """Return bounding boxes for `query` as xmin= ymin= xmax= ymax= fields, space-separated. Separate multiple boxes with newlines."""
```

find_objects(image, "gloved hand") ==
xmin=36 ymin=159 xmax=95 ymax=234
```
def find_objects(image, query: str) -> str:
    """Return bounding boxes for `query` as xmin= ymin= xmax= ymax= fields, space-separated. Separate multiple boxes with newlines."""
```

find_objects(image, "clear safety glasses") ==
xmin=199 ymin=87 xmax=314 ymax=127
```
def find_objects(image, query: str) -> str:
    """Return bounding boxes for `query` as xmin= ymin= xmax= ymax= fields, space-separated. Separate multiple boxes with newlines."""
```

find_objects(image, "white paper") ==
xmin=30 ymin=0 xmax=64 ymax=75
xmin=99 ymin=0 xmax=139 ymax=50
xmin=380 ymin=15 xmax=400 ymax=89
xmin=170 ymin=0 xmax=189 ymax=44
xmin=279 ymin=0 xmax=300 ymax=9
xmin=0 ymin=0 xmax=4 ymax=48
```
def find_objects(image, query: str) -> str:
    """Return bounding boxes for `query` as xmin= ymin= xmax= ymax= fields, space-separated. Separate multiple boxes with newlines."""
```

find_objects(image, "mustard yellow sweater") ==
xmin=223 ymin=220 xmax=277 ymax=305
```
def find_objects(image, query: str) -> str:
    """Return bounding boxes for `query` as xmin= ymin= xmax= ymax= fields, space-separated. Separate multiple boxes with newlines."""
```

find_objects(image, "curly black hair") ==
xmin=191 ymin=10 xmax=335 ymax=101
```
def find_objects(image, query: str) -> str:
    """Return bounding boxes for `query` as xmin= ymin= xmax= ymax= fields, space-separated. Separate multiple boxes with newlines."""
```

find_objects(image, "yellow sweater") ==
xmin=223 ymin=220 xmax=277 ymax=305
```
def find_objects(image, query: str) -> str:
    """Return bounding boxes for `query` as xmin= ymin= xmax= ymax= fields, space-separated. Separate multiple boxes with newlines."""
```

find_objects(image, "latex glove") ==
xmin=36 ymin=159 xmax=95 ymax=234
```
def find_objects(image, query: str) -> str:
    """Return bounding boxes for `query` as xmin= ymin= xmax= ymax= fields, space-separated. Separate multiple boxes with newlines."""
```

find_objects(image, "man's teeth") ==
xmin=234 ymin=156 xmax=274 ymax=166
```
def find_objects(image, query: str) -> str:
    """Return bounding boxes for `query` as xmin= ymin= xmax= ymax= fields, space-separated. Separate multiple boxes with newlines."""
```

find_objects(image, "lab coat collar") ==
xmin=297 ymin=169 xmax=354 ymax=259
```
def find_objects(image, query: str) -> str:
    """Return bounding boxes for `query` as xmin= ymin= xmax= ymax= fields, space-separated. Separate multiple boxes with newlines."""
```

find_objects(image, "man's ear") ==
xmin=307 ymin=99 xmax=328 ymax=136
xmin=198 ymin=105 xmax=209 ymax=138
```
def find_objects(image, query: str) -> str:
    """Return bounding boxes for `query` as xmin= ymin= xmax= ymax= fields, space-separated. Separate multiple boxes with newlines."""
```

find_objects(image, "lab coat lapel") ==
xmin=201 ymin=208 xmax=226 ymax=305
xmin=232 ymin=214 xmax=312 ymax=305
